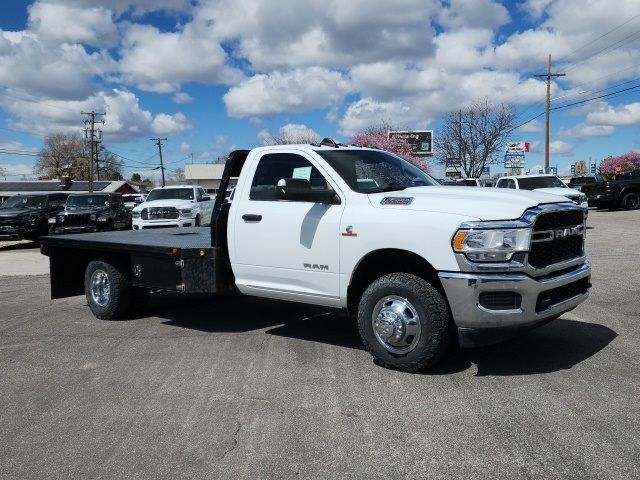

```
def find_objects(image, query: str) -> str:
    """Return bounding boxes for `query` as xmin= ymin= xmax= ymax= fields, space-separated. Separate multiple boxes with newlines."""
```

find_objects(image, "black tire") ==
xmin=621 ymin=192 xmax=640 ymax=210
xmin=357 ymin=273 xmax=451 ymax=372
xmin=84 ymin=259 xmax=133 ymax=320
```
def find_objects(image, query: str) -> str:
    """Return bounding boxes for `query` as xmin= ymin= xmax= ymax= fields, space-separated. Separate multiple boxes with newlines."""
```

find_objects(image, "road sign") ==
xmin=549 ymin=167 xmax=557 ymax=175
xmin=482 ymin=166 xmax=490 ymax=175
xmin=389 ymin=130 xmax=433 ymax=157
xmin=570 ymin=164 xmax=575 ymax=174
xmin=506 ymin=141 xmax=530 ymax=153
xmin=590 ymin=163 xmax=597 ymax=174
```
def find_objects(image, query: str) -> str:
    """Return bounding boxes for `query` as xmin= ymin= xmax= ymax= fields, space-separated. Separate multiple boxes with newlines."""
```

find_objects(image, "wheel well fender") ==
xmin=346 ymin=249 xmax=444 ymax=314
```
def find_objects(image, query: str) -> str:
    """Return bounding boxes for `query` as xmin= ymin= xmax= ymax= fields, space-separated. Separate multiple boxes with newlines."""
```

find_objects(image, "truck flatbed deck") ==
xmin=42 ymin=227 xmax=212 ymax=255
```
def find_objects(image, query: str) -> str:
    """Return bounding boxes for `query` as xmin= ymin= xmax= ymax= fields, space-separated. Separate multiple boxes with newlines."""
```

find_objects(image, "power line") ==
xmin=563 ymin=29 xmax=640 ymax=74
xmin=555 ymin=13 xmax=640 ymax=65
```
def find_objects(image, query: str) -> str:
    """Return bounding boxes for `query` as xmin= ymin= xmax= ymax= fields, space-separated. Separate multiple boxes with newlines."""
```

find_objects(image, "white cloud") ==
xmin=339 ymin=98 xmax=417 ymax=137
xmin=557 ymin=123 xmax=615 ymax=138
xmin=0 ymin=88 xmax=191 ymax=142
xmin=179 ymin=141 xmax=191 ymax=154
xmin=28 ymin=1 xmax=118 ymax=47
xmin=172 ymin=92 xmax=193 ymax=104
xmin=223 ymin=67 xmax=351 ymax=118
xmin=519 ymin=119 xmax=544 ymax=133
xmin=437 ymin=0 xmax=510 ymax=30
xmin=549 ymin=140 xmax=574 ymax=156
xmin=118 ymin=22 xmax=243 ymax=93
xmin=257 ymin=129 xmax=271 ymax=144
xmin=151 ymin=112 xmax=190 ymax=135
xmin=0 ymin=162 xmax=34 ymax=179
xmin=585 ymin=102 xmax=640 ymax=127
xmin=0 ymin=30 xmax=112 ymax=100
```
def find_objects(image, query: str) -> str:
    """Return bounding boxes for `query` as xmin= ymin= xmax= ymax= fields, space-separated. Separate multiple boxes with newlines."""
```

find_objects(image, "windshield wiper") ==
xmin=366 ymin=185 xmax=408 ymax=193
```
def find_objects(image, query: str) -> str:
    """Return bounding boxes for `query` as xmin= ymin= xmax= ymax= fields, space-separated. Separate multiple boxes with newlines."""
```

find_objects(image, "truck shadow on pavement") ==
xmin=432 ymin=318 xmax=618 ymax=376
xmin=153 ymin=293 xmax=364 ymax=350
xmin=151 ymin=294 xmax=617 ymax=376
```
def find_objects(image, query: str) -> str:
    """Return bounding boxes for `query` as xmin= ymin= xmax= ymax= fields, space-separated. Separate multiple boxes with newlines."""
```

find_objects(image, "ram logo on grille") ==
xmin=554 ymin=225 xmax=583 ymax=239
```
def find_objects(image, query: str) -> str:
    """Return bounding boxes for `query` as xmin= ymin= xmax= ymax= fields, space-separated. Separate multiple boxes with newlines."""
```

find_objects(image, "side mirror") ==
xmin=276 ymin=178 xmax=340 ymax=204
xmin=201 ymin=195 xmax=211 ymax=201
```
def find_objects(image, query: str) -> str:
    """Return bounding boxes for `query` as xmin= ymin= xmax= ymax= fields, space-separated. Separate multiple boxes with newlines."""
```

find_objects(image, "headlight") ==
xmin=579 ymin=193 xmax=587 ymax=203
xmin=90 ymin=214 xmax=97 ymax=221
xmin=179 ymin=209 xmax=193 ymax=216
xmin=48 ymin=217 xmax=56 ymax=224
xmin=97 ymin=216 xmax=108 ymax=222
xmin=132 ymin=211 xmax=141 ymax=218
xmin=452 ymin=228 xmax=531 ymax=262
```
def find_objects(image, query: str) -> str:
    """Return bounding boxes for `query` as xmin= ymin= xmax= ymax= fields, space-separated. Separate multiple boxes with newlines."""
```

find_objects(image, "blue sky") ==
xmin=0 ymin=0 xmax=639 ymax=182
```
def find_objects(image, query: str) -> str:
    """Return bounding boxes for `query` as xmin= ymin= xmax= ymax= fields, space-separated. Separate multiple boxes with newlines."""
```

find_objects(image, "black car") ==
xmin=0 ymin=193 xmax=68 ymax=242
xmin=582 ymin=169 xmax=640 ymax=210
xmin=49 ymin=192 xmax=131 ymax=234
xmin=567 ymin=175 xmax=605 ymax=191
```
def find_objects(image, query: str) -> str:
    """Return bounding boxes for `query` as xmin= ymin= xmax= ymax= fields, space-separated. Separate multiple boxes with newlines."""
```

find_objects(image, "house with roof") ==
xmin=0 ymin=180 xmax=140 ymax=203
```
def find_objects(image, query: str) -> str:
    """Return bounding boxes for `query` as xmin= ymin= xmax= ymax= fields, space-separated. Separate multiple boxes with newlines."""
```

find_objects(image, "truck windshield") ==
xmin=146 ymin=188 xmax=194 ymax=201
xmin=67 ymin=194 xmax=110 ymax=208
xmin=1 ymin=195 xmax=46 ymax=209
xmin=517 ymin=176 xmax=566 ymax=190
xmin=316 ymin=150 xmax=438 ymax=193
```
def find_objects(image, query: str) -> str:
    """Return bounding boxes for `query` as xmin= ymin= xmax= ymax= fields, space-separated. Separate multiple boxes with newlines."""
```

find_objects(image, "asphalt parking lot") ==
xmin=1 ymin=209 xmax=639 ymax=479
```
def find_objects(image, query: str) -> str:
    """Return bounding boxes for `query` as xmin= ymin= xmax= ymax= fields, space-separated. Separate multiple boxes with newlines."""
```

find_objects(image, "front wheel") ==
xmin=621 ymin=192 xmax=640 ymax=210
xmin=357 ymin=273 xmax=451 ymax=372
xmin=84 ymin=259 xmax=133 ymax=320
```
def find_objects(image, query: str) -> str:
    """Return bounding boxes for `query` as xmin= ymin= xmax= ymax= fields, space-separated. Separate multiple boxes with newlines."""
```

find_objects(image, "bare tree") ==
xmin=0 ymin=165 xmax=6 ymax=180
xmin=437 ymin=99 xmax=515 ymax=178
xmin=166 ymin=167 xmax=186 ymax=185
xmin=34 ymin=133 xmax=87 ymax=180
xmin=261 ymin=126 xmax=321 ymax=145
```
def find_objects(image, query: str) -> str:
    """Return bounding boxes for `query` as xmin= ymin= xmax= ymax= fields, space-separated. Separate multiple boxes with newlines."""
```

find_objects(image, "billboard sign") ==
xmin=504 ymin=154 xmax=525 ymax=168
xmin=389 ymin=130 xmax=433 ymax=156
xmin=590 ymin=163 xmax=597 ymax=174
xmin=506 ymin=141 xmax=530 ymax=153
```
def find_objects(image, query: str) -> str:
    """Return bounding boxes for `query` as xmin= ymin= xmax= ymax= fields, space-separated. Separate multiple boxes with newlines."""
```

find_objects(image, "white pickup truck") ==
xmin=41 ymin=140 xmax=591 ymax=371
xmin=132 ymin=185 xmax=214 ymax=229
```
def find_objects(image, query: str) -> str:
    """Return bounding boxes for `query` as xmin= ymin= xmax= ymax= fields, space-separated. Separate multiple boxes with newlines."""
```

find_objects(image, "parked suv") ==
xmin=496 ymin=174 xmax=588 ymax=212
xmin=131 ymin=185 xmax=214 ymax=229
xmin=582 ymin=169 xmax=640 ymax=210
xmin=567 ymin=175 xmax=605 ymax=191
xmin=0 ymin=193 xmax=68 ymax=242
xmin=49 ymin=192 xmax=130 ymax=234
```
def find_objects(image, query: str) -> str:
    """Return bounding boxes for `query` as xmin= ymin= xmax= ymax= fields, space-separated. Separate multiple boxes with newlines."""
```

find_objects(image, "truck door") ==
xmin=231 ymin=151 xmax=344 ymax=303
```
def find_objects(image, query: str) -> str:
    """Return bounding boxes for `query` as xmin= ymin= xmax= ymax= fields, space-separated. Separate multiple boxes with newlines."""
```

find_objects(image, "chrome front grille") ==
xmin=141 ymin=207 xmax=179 ymax=220
xmin=529 ymin=210 xmax=585 ymax=269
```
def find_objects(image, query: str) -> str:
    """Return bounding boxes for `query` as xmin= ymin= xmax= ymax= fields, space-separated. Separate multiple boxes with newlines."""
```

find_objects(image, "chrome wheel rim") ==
xmin=90 ymin=269 xmax=111 ymax=307
xmin=372 ymin=295 xmax=421 ymax=354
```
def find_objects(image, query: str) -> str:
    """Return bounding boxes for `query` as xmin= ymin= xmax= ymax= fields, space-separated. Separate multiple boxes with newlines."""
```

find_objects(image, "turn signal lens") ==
xmin=452 ymin=231 xmax=468 ymax=251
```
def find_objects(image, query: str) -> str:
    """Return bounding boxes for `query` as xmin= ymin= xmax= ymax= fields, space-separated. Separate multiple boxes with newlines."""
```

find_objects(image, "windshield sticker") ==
xmin=292 ymin=166 xmax=312 ymax=180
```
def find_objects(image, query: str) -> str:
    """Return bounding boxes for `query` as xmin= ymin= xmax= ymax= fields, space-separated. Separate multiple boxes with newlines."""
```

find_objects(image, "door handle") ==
xmin=242 ymin=214 xmax=262 ymax=222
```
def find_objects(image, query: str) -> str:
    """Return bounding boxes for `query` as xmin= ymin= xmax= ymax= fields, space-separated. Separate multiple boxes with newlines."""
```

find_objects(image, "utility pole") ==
xmin=534 ymin=54 xmax=565 ymax=173
xmin=151 ymin=138 xmax=167 ymax=187
xmin=82 ymin=110 xmax=105 ymax=192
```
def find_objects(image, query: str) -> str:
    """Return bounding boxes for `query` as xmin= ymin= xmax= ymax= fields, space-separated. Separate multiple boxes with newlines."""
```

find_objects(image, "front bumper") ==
xmin=52 ymin=225 xmax=99 ymax=234
xmin=132 ymin=218 xmax=195 ymax=230
xmin=0 ymin=225 xmax=34 ymax=240
xmin=439 ymin=261 xmax=591 ymax=343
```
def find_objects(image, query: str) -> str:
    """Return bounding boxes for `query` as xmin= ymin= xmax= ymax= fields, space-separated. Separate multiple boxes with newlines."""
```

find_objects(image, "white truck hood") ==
xmin=369 ymin=186 xmax=571 ymax=221
xmin=533 ymin=187 xmax=580 ymax=197
xmin=133 ymin=199 xmax=195 ymax=212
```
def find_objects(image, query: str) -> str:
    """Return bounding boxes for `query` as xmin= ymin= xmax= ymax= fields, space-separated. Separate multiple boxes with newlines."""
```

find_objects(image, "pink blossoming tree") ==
xmin=599 ymin=151 xmax=640 ymax=179
xmin=350 ymin=124 xmax=430 ymax=173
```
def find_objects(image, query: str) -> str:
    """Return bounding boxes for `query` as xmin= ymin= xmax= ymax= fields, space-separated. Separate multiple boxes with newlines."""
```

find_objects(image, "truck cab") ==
xmin=41 ymin=141 xmax=591 ymax=372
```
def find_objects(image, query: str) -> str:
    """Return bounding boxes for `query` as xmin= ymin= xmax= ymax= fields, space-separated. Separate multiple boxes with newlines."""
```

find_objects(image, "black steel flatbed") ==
xmin=41 ymin=227 xmax=212 ymax=256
